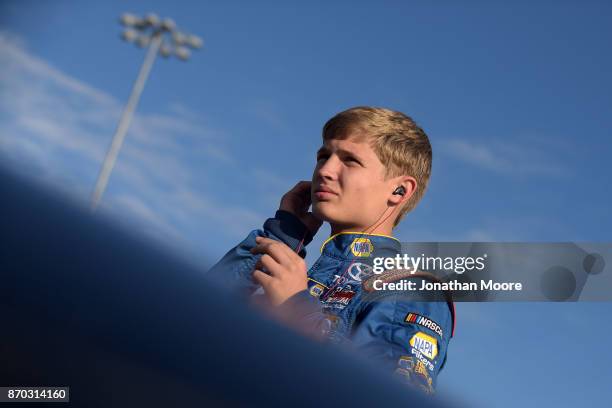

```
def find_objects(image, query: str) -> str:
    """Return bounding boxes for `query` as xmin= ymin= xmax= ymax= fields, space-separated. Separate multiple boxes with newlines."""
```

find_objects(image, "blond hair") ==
xmin=322 ymin=106 xmax=432 ymax=227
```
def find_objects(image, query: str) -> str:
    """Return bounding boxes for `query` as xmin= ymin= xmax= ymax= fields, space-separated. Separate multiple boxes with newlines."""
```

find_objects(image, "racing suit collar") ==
xmin=320 ymin=232 xmax=401 ymax=259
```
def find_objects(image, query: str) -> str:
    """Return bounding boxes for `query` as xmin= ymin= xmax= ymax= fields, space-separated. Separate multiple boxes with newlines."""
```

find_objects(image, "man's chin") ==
xmin=312 ymin=203 xmax=350 ymax=229
xmin=312 ymin=203 xmax=336 ymax=224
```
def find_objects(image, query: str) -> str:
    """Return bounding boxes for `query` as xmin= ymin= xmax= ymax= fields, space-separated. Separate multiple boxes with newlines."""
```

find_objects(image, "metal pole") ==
xmin=90 ymin=33 xmax=163 ymax=211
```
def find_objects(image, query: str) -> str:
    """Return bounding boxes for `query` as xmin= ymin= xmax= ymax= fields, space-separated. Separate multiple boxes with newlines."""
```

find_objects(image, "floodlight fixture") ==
xmin=145 ymin=13 xmax=160 ymax=27
xmin=121 ymin=29 xmax=138 ymax=42
xmin=90 ymin=13 xmax=204 ymax=210
xmin=175 ymin=46 xmax=191 ymax=61
xmin=187 ymin=35 xmax=204 ymax=49
xmin=119 ymin=13 xmax=138 ymax=27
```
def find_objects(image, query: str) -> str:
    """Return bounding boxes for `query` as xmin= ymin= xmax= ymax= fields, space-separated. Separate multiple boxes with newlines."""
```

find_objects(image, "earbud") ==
xmin=392 ymin=186 xmax=406 ymax=196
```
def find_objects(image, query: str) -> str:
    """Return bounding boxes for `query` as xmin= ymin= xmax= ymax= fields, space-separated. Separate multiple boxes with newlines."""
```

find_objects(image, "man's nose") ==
xmin=316 ymin=155 xmax=340 ymax=181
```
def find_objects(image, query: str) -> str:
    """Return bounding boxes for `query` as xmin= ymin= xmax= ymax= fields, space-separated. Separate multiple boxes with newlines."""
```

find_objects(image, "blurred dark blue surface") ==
xmin=0 ymin=166 xmax=450 ymax=407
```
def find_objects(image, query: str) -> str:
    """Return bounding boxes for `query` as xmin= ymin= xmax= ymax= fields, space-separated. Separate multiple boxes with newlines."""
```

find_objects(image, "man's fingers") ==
xmin=289 ymin=181 xmax=312 ymax=203
xmin=279 ymin=180 xmax=316 ymax=218
xmin=250 ymin=237 xmax=292 ymax=264
xmin=252 ymin=269 xmax=273 ymax=288
xmin=291 ymin=180 xmax=311 ymax=194
xmin=251 ymin=244 xmax=289 ymax=265
xmin=255 ymin=254 xmax=283 ymax=277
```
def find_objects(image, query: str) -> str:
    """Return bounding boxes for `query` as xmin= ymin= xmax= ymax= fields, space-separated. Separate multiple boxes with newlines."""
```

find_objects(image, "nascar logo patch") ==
xmin=405 ymin=313 xmax=444 ymax=339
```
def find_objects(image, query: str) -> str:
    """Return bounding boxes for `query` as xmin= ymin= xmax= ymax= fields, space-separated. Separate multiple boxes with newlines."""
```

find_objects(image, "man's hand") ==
xmin=250 ymin=236 xmax=308 ymax=306
xmin=280 ymin=181 xmax=322 ymax=236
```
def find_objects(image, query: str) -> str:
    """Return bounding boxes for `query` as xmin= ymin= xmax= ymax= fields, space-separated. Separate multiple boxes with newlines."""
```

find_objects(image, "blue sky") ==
xmin=1 ymin=1 xmax=611 ymax=406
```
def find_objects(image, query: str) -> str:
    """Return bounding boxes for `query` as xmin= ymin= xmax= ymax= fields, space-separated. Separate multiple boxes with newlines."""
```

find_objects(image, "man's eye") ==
xmin=317 ymin=154 xmax=329 ymax=162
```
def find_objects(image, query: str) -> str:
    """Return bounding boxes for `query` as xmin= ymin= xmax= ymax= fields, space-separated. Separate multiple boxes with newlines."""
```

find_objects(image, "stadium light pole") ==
xmin=90 ymin=12 xmax=203 ymax=211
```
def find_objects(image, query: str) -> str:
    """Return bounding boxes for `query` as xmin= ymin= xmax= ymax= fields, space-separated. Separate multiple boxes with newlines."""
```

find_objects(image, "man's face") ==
xmin=311 ymin=135 xmax=394 ymax=232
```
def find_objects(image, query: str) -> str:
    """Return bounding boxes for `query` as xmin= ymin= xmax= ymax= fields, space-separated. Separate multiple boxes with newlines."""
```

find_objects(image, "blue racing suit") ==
xmin=206 ymin=210 xmax=454 ymax=394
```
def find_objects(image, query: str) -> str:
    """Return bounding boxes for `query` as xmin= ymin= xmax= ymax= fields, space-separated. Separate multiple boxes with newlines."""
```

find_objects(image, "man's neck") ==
xmin=330 ymin=224 xmax=394 ymax=237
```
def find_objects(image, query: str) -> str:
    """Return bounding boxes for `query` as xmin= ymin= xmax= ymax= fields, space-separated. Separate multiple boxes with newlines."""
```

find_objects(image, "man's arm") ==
xmin=204 ymin=210 xmax=312 ymax=294
xmin=350 ymin=282 xmax=453 ymax=395
xmin=204 ymin=181 xmax=321 ymax=295
xmin=274 ymin=278 xmax=453 ymax=395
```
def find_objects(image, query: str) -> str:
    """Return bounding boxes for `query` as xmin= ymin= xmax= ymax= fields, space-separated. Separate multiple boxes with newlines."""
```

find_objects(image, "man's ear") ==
xmin=388 ymin=176 xmax=417 ymax=206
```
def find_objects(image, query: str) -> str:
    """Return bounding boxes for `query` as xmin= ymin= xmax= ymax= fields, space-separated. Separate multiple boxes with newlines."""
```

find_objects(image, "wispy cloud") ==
xmin=401 ymin=212 xmax=570 ymax=243
xmin=0 ymin=31 xmax=270 ymax=257
xmin=439 ymin=138 xmax=567 ymax=177
xmin=246 ymin=99 xmax=290 ymax=133
xmin=0 ymin=33 xmax=115 ymax=107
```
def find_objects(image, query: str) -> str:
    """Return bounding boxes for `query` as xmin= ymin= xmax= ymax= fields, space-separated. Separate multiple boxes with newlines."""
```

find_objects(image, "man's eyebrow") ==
xmin=316 ymin=146 xmax=329 ymax=155
xmin=316 ymin=146 xmax=365 ymax=162
xmin=336 ymin=148 xmax=365 ymax=161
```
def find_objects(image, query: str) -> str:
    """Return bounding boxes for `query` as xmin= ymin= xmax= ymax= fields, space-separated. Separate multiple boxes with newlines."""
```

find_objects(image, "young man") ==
xmin=206 ymin=107 xmax=454 ymax=395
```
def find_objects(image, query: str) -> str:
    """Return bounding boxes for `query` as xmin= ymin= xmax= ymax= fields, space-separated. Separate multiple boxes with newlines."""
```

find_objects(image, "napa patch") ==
xmin=350 ymin=238 xmax=373 ymax=257
xmin=409 ymin=332 xmax=438 ymax=360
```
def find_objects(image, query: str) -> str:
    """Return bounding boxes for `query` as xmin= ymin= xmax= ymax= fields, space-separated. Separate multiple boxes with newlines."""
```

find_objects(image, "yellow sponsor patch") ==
xmin=414 ymin=360 xmax=429 ymax=378
xmin=350 ymin=238 xmax=373 ymax=257
xmin=309 ymin=283 xmax=325 ymax=298
xmin=409 ymin=332 xmax=438 ymax=360
xmin=397 ymin=355 xmax=414 ymax=370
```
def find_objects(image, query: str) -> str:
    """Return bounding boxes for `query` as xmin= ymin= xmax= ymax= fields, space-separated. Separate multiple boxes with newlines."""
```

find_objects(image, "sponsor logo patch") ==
xmin=410 ymin=347 xmax=435 ymax=372
xmin=405 ymin=313 xmax=444 ymax=339
xmin=413 ymin=360 xmax=434 ymax=394
xmin=323 ymin=286 xmax=356 ymax=309
xmin=348 ymin=262 xmax=374 ymax=282
xmin=409 ymin=332 xmax=438 ymax=360
xmin=331 ymin=274 xmax=358 ymax=287
xmin=394 ymin=357 xmax=434 ymax=394
xmin=397 ymin=356 xmax=414 ymax=370
xmin=309 ymin=283 xmax=325 ymax=298
xmin=350 ymin=238 xmax=373 ymax=257
xmin=414 ymin=360 xmax=430 ymax=378
xmin=321 ymin=314 xmax=339 ymax=336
